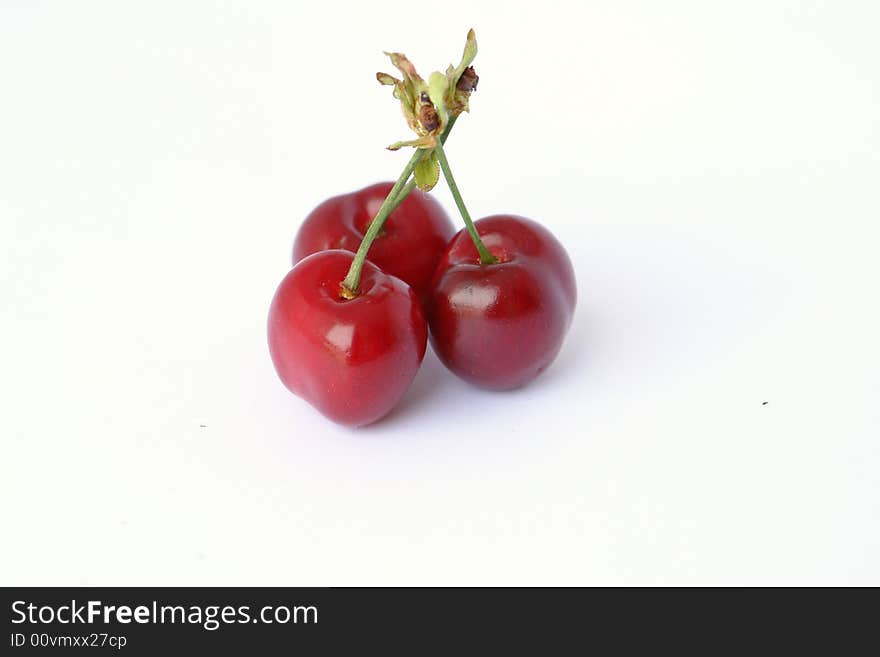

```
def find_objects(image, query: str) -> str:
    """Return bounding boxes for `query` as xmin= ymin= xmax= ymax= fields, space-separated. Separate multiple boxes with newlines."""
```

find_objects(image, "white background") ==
xmin=2 ymin=1 xmax=878 ymax=586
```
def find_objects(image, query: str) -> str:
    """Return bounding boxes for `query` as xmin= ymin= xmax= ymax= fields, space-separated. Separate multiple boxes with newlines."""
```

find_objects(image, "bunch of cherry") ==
xmin=268 ymin=31 xmax=576 ymax=426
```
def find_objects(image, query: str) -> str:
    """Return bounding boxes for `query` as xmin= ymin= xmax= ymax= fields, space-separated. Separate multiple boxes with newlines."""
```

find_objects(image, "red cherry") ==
xmin=293 ymin=182 xmax=455 ymax=306
xmin=428 ymin=215 xmax=576 ymax=390
xmin=268 ymin=250 xmax=427 ymax=426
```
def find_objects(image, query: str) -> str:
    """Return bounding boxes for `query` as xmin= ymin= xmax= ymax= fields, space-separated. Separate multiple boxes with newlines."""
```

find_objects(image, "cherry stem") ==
xmin=339 ymin=116 xmax=459 ymax=298
xmin=339 ymin=151 xmax=422 ymax=298
xmin=434 ymin=142 xmax=497 ymax=265
xmin=385 ymin=115 xmax=458 ymax=215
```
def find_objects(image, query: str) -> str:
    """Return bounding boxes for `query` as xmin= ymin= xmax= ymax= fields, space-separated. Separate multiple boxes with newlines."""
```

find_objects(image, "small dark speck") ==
xmin=762 ymin=401 xmax=768 ymax=406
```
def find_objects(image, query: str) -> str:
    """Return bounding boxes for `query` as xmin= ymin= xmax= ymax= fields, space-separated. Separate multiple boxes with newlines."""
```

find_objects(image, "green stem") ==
xmin=384 ymin=172 xmax=419 ymax=216
xmin=340 ymin=116 xmax=461 ymax=297
xmin=340 ymin=149 xmax=426 ymax=297
xmin=434 ymin=141 xmax=497 ymax=265
xmin=384 ymin=115 xmax=459 ymax=215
